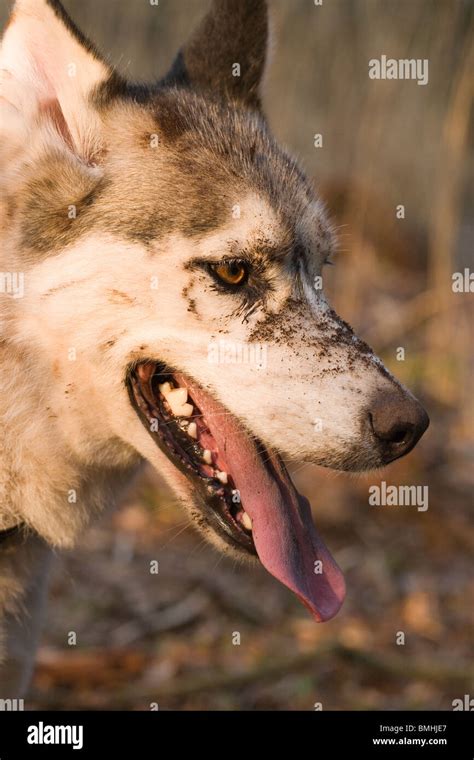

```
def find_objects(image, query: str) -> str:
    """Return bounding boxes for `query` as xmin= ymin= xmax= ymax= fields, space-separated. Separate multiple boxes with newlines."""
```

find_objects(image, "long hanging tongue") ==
xmin=176 ymin=375 xmax=346 ymax=622
xmin=239 ymin=453 xmax=346 ymax=622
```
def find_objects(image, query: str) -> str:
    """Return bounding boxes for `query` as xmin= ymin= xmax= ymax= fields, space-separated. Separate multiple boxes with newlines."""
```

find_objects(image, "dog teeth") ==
xmin=156 ymin=384 xmax=229 ymax=487
xmin=241 ymin=512 xmax=252 ymax=531
xmin=165 ymin=388 xmax=188 ymax=414
xmin=158 ymin=385 xmax=193 ymax=417
xmin=179 ymin=403 xmax=194 ymax=417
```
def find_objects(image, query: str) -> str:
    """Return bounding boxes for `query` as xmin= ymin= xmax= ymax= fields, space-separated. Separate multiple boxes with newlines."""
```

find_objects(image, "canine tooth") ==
xmin=203 ymin=449 xmax=212 ymax=465
xmin=187 ymin=422 xmax=197 ymax=439
xmin=216 ymin=471 xmax=228 ymax=484
xmin=241 ymin=512 xmax=252 ymax=531
xmin=166 ymin=387 xmax=187 ymax=405
xmin=158 ymin=382 xmax=172 ymax=396
xmin=166 ymin=390 xmax=192 ymax=417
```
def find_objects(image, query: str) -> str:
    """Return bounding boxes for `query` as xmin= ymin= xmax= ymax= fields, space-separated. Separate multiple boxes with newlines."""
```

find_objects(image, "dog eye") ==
xmin=211 ymin=260 xmax=249 ymax=288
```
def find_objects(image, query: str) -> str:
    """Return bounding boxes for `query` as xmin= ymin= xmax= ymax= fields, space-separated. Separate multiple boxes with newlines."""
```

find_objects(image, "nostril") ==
xmin=386 ymin=424 xmax=413 ymax=446
xmin=369 ymin=413 xmax=414 ymax=446
xmin=368 ymin=392 xmax=429 ymax=464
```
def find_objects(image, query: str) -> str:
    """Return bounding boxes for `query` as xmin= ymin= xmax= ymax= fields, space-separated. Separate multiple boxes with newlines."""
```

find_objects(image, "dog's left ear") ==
xmin=164 ymin=0 xmax=269 ymax=110
xmin=0 ymin=0 xmax=115 ymax=165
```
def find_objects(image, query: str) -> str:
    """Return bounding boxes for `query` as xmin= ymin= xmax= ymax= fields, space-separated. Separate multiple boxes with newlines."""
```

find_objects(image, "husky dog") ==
xmin=0 ymin=0 xmax=429 ymax=697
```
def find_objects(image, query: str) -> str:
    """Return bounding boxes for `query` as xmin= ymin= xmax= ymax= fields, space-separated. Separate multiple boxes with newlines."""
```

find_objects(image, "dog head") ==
xmin=0 ymin=0 xmax=429 ymax=620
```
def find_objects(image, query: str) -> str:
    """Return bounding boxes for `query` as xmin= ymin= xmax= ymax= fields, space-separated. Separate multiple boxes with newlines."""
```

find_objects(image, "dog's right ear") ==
xmin=0 ymin=0 xmax=115 ymax=167
xmin=164 ymin=0 xmax=269 ymax=110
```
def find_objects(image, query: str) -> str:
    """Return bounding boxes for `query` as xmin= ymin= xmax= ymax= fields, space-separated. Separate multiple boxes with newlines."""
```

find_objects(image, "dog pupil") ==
xmin=228 ymin=263 xmax=244 ymax=281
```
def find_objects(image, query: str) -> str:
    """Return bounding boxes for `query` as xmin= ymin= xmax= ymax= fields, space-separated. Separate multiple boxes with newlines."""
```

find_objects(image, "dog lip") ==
xmin=127 ymin=360 xmax=346 ymax=623
xmin=173 ymin=370 xmax=346 ymax=622
xmin=126 ymin=361 xmax=256 ymax=556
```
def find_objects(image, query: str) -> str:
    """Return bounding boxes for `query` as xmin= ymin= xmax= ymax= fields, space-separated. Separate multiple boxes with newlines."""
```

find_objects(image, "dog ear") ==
xmin=0 ymin=0 xmax=115 ymax=166
xmin=163 ymin=0 xmax=269 ymax=110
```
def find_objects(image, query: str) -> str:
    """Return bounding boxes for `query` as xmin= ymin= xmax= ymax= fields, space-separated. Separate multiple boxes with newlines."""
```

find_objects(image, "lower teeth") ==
xmin=241 ymin=512 xmax=252 ymax=531
xmin=158 ymin=381 xmax=249 ymax=534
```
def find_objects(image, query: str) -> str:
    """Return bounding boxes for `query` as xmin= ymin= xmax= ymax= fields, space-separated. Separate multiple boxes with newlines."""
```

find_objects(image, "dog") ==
xmin=0 ymin=0 xmax=429 ymax=698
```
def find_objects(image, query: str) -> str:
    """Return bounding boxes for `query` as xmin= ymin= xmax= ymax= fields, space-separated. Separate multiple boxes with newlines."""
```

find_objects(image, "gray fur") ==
xmin=16 ymin=89 xmax=325 ymax=264
xmin=0 ymin=0 xmax=428 ymax=698
xmin=163 ymin=0 xmax=268 ymax=109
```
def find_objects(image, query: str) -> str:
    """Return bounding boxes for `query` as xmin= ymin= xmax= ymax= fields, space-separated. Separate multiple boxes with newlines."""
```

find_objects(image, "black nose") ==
xmin=369 ymin=390 xmax=429 ymax=463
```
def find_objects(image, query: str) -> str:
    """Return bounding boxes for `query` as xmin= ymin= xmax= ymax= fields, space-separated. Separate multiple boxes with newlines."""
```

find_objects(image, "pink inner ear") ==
xmin=40 ymin=98 xmax=74 ymax=152
xmin=0 ymin=1 xmax=112 ymax=164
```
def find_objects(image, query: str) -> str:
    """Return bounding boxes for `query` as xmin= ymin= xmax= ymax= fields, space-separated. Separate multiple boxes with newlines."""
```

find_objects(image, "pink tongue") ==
xmin=240 ymin=454 xmax=346 ymax=622
xmin=175 ymin=376 xmax=346 ymax=622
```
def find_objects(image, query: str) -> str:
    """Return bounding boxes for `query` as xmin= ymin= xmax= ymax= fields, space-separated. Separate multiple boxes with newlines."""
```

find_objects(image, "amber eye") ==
xmin=212 ymin=260 xmax=248 ymax=287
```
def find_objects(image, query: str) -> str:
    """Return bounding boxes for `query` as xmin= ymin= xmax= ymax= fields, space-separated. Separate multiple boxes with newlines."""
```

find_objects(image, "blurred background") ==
xmin=1 ymin=0 xmax=472 ymax=710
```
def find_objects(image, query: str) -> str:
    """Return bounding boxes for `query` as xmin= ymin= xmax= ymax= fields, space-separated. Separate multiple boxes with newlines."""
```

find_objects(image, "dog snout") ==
xmin=368 ymin=390 xmax=429 ymax=463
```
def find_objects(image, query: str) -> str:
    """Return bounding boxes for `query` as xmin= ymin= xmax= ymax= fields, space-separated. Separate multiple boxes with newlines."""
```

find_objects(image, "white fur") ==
xmin=0 ymin=0 xmax=109 ymax=162
xmin=0 ymin=0 xmax=415 ymax=697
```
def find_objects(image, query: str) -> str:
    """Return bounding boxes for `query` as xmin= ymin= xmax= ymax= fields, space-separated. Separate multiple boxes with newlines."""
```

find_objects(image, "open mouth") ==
xmin=127 ymin=361 xmax=346 ymax=622
xmin=128 ymin=361 xmax=255 ymax=554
